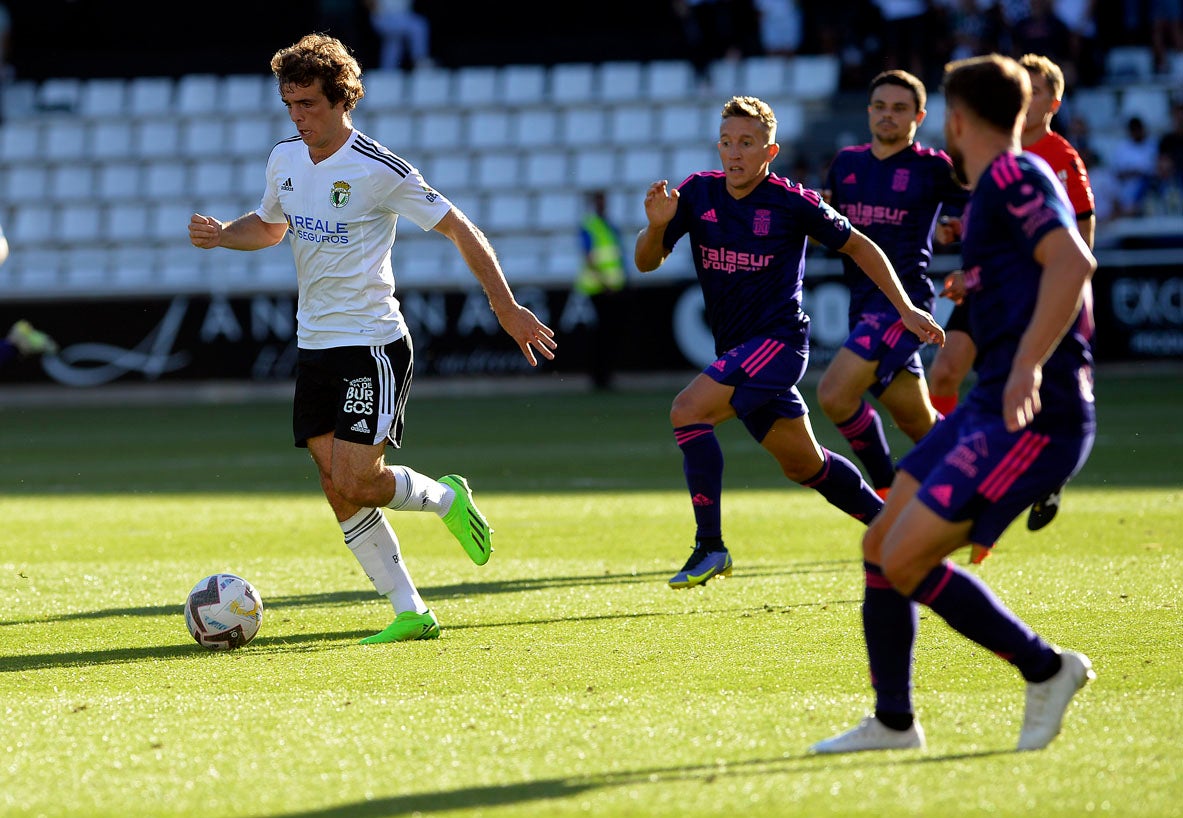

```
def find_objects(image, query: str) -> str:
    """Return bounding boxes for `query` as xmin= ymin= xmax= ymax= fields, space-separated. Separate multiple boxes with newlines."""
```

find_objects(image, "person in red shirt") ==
xmin=928 ymin=53 xmax=1095 ymax=551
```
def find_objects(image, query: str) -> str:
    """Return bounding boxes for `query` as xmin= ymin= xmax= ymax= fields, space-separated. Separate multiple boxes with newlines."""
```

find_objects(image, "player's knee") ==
xmin=879 ymin=550 xmax=926 ymax=597
xmin=862 ymin=518 xmax=885 ymax=563
xmin=897 ymin=414 xmax=935 ymax=443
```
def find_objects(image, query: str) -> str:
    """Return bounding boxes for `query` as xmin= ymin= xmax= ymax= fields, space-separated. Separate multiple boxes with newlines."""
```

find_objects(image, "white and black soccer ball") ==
xmin=184 ymin=573 xmax=263 ymax=651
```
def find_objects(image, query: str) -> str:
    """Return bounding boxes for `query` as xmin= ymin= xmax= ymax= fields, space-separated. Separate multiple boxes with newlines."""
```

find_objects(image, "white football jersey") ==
xmin=256 ymin=129 xmax=453 ymax=349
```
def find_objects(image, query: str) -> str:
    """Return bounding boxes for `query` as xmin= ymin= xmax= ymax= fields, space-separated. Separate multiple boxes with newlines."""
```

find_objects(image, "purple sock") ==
xmin=800 ymin=448 xmax=884 ymax=524
xmin=674 ymin=423 xmax=723 ymax=539
xmin=911 ymin=560 xmax=1060 ymax=682
xmin=863 ymin=561 xmax=918 ymax=716
xmin=836 ymin=401 xmax=895 ymax=490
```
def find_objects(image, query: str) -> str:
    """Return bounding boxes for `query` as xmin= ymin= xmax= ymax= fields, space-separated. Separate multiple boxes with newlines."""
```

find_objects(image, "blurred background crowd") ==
xmin=4 ymin=1 xmax=1181 ymax=227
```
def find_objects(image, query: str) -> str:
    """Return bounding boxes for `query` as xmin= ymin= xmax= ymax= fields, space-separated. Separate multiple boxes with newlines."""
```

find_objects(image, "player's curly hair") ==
xmin=721 ymin=96 xmax=778 ymax=143
xmin=270 ymin=33 xmax=365 ymax=112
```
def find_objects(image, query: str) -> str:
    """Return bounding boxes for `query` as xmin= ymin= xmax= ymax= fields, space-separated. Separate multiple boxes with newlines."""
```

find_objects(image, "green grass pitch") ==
xmin=1 ymin=368 xmax=1180 ymax=817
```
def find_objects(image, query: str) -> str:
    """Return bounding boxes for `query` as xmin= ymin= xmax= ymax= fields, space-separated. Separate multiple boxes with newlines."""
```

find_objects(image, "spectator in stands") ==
xmin=1079 ymin=147 xmax=1121 ymax=230
xmin=871 ymin=0 xmax=930 ymax=80
xmin=753 ymin=0 xmax=803 ymax=57
xmin=1111 ymin=115 xmax=1159 ymax=216
xmin=932 ymin=0 xmax=1000 ymax=62
xmin=0 ymin=2 xmax=11 ymax=126
xmin=672 ymin=0 xmax=745 ymax=88
xmin=365 ymin=0 xmax=432 ymax=71
xmin=1158 ymin=101 xmax=1183 ymax=182
xmin=1141 ymin=150 xmax=1183 ymax=216
xmin=1009 ymin=0 xmax=1074 ymax=84
xmin=188 ymin=33 xmax=555 ymax=644
xmin=316 ymin=0 xmax=367 ymax=55
xmin=1149 ymin=0 xmax=1183 ymax=74
xmin=574 ymin=190 xmax=628 ymax=391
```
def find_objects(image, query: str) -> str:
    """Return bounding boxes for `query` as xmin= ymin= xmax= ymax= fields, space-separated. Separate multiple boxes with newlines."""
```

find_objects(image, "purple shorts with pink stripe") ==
xmin=898 ymin=406 xmax=1094 ymax=547
xmin=844 ymin=311 xmax=924 ymax=397
xmin=705 ymin=331 xmax=810 ymax=442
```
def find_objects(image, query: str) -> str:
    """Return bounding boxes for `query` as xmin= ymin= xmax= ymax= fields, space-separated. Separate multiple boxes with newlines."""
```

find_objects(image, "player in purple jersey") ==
xmin=817 ymin=70 xmax=969 ymax=498
xmin=634 ymin=96 xmax=945 ymax=590
xmin=812 ymin=55 xmax=1097 ymax=755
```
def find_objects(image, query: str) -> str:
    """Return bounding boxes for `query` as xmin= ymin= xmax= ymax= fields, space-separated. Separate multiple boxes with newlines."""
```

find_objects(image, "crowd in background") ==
xmin=0 ymin=1 xmax=1179 ymax=228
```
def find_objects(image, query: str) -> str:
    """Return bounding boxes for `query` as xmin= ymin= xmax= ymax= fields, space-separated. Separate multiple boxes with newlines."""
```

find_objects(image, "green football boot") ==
xmin=440 ymin=474 xmax=493 ymax=565
xmin=359 ymin=609 xmax=440 ymax=644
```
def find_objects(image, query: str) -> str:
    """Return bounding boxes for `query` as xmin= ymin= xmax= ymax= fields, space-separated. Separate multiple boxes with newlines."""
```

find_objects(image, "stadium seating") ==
xmin=25 ymin=51 xmax=1180 ymax=299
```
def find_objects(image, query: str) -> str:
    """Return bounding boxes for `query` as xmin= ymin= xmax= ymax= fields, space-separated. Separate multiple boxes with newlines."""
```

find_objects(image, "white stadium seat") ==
xmin=48 ymin=163 xmax=96 ymax=203
xmin=407 ymin=67 xmax=452 ymax=109
xmin=609 ymin=104 xmax=656 ymax=145
xmin=0 ymin=120 xmax=41 ymax=164
xmin=128 ymin=76 xmax=175 ymax=116
xmin=144 ymin=161 xmax=188 ymax=200
xmin=96 ymin=162 xmax=142 ymax=202
xmin=3 ymin=166 xmax=48 ymax=203
xmin=483 ymin=192 xmax=532 ymax=232
xmin=90 ymin=120 xmax=135 ymax=161
xmin=788 ymin=55 xmax=841 ymax=101
xmin=455 ymin=66 xmax=499 ymax=107
xmin=466 ymin=109 xmax=514 ymax=149
xmin=418 ymin=110 xmax=465 ymax=149
xmin=134 ymin=119 xmax=182 ymax=159
xmin=523 ymin=151 xmax=569 ymax=188
xmin=44 ymin=119 xmax=89 ymax=162
xmin=560 ymin=107 xmax=608 ymax=146
xmin=77 ymin=78 xmax=128 ymax=117
xmin=475 ymin=151 xmax=519 ymax=189
xmin=499 ymin=65 xmax=547 ymax=106
xmin=620 ymin=147 xmax=666 ymax=186
xmin=106 ymin=202 xmax=153 ymax=244
xmin=228 ymin=115 xmax=282 ymax=157
xmin=550 ymin=63 xmax=595 ymax=104
xmin=533 ymin=191 xmax=581 ymax=231
xmin=222 ymin=74 xmax=271 ymax=114
xmin=59 ymin=203 xmax=103 ymax=244
xmin=597 ymin=61 xmax=643 ymax=103
xmin=514 ymin=108 xmax=559 ymax=147
xmin=645 ymin=60 xmax=696 ymax=100
xmin=176 ymin=74 xmax=220 ymax=115
xmin=191 ymin=159 xmax=238 ymax=199
xmin=370 ymin=112 xmax=415 ymax=150
xmin=573 ymin=148 xmax=617 ymax=189
xmin=180 ymin=119 xmax=228 ymax=159
xmin=362 ymin=70 xmax=405 ymax=111
xmin=37 ymin=77 xmax=81 ymax=112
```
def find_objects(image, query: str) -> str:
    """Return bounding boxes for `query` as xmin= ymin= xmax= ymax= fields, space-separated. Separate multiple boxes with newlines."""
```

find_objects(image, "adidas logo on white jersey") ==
xmin=351 ymin=418 xmax=371 ymax=434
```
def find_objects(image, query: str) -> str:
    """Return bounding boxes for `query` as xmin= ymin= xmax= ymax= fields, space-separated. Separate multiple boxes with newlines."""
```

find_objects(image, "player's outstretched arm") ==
xmin=189 ymin=212 xmax=287 ymax=251
xmin=840 ymin=228 xmax=945 ymax=346
xmin=434 ymin=207 xmax=557 ymax=367
xmin=634 ymin=180 xmax=678 ymax=273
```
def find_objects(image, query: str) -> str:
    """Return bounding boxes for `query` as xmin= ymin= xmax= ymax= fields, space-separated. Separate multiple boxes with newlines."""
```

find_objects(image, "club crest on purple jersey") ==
xmin=753 ymin=209 xmax=771 ymax=236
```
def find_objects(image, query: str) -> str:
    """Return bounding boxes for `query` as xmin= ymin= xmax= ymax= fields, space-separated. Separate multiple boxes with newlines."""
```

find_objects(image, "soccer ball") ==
xmin=184 ymin=573 xmax=263 ymax=651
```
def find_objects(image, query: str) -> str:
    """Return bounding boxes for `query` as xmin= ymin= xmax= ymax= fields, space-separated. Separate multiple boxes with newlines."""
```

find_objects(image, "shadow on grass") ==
xmin=0 ymin=600 xmax=862 ymax=674
xmin=0 ymin=560 xmax=854 ymax=627
xmin=0 ymin=560 xmax=860 ymax=673
xmin=261 ymin=748 xmax=1019 ymax=817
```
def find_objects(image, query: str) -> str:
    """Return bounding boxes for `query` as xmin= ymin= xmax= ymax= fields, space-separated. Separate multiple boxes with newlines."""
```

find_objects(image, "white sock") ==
xmin=388 ymin=465 xmax=452 ymax=517
xmin=340 ymin=507 xmax=427 ymax=615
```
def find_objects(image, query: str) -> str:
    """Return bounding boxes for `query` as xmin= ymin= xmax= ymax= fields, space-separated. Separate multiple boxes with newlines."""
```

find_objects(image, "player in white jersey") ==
xmin=188 ymin=33 xmax=557 ymax=644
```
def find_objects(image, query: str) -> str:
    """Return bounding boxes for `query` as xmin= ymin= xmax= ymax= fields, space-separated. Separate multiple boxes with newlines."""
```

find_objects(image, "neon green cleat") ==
xmin=440 ymin=474 xmax=493 ymax=565
xmin=7 ymin=320 xmax=58 ymax=356
xmin=359 ymin=609 xmax=440 ymax=644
